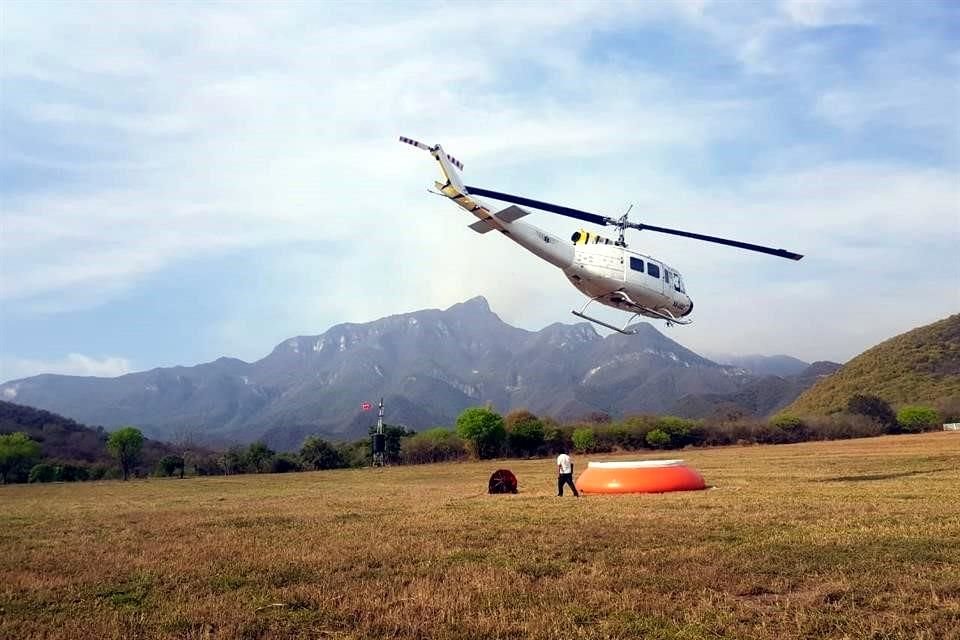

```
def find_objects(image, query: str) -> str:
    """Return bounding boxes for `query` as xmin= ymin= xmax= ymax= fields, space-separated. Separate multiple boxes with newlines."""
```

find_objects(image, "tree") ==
xmin=222 ymin=446 xmax=247 ymax=474
xmin=301 ymin=436 xmax=346 ymax=470
xmin=0 ymin=432 xmax=42 ymax=483
xmin=455 ymin=407 xmax=506 ymax=459
xmin=505 ymin=410 xmax=545 ymax=457
xmin=896 ymin=406 xmax=940 ymax=433
xmin=107 ymin=427 xmax=144 ymax=480
xmin=847 ymin=394 xmax=897 ymax=432
xmin=157 ymin=454 xmax=186 ymax=478
xmin=245 ymin=441 xmax=274 ymax=473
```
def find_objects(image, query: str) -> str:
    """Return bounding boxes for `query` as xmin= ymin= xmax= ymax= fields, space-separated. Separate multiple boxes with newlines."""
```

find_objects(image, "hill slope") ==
xmin=0 ymin=400 xmax=174 ymax=465
xmin=786 ymin=314 xmax=960 ymax=415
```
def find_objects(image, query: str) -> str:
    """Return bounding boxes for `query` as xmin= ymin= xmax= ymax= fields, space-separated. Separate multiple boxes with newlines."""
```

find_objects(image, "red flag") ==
xmin=361 ymin=402 xmax=372 ymax=411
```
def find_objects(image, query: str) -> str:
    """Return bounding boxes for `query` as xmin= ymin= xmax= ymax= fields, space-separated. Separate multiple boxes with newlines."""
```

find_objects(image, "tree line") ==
xmin=1 ymin=393 xmax=953 ymax=484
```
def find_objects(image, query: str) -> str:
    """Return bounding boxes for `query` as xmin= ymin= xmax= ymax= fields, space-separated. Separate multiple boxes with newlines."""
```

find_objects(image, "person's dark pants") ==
xmin=558 ymin=473 xmax=579 ymax=496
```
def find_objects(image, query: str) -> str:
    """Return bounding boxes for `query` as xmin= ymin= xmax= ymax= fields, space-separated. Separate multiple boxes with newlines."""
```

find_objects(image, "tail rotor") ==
xmin=399 ymin=136 xmax=464 ymax=171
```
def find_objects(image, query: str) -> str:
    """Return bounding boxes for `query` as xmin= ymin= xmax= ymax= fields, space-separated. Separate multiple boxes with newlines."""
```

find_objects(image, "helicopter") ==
xmin=400 ymin=136 xmax=803 ymax=334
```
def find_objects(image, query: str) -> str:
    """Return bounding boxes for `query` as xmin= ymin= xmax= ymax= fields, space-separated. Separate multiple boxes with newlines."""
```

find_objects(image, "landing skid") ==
xmin=572 ymin=309 xmax=642 ymax=335
xmin=573 ymin=290 xmax=692 ymax=334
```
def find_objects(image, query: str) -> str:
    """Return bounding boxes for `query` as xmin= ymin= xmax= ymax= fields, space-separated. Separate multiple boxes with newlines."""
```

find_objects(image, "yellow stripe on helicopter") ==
xmin=571 ymin=229 xmax=615 ymax=245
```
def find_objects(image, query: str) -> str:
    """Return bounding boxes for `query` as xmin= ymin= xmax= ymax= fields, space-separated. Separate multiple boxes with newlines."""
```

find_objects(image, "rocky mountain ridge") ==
xmin=1 ymin=297 xmax=827 ymax=450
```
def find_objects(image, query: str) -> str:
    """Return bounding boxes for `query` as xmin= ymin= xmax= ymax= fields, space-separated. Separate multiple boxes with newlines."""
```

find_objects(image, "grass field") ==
xmin=2 ymin=432 xmax=959 ymax=639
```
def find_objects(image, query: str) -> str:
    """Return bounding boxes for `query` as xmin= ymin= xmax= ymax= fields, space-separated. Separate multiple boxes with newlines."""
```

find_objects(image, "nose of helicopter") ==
xmin=681 ymin=298 xmax=693 ymax=317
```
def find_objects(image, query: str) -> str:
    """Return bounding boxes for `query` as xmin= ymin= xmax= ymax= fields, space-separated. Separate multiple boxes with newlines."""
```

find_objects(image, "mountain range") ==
xmin=0 ymin=297 xmax=838 ymax=450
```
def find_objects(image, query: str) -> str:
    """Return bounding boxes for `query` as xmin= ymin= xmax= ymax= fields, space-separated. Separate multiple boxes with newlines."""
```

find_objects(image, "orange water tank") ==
xmin=576 ymin=459 xmax=706 ymax=494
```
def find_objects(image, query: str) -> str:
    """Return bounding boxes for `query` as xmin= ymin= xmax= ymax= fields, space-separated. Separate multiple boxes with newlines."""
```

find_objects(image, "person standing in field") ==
xmin=556 ymin=449 xmax=580 ymax=497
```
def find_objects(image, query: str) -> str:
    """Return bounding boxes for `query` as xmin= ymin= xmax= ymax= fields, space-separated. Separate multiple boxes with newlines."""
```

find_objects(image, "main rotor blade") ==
xmin=629 ymin=222 xmax=804 ymax=261
xmin=464 ymin=186 xmax=610 ymax=227
xmin=466 ymin=185 xmax=803 ymax=260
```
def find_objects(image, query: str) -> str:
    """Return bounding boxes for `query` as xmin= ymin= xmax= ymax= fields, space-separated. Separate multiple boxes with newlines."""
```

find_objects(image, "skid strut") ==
xmin=572 ymin=290 xmax=691 ymax=333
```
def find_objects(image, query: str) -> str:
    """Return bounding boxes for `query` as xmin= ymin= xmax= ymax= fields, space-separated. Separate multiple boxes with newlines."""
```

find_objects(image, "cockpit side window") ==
xmin=629 ymin=257 xmax=644 ymax=272
xmin=647 ymin=263 xmax=661 ymax=279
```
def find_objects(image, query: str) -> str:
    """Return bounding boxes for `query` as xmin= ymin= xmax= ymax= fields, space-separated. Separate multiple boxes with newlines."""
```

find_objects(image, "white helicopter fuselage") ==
xmin=425 ymin=145 xmax=693 ymax=323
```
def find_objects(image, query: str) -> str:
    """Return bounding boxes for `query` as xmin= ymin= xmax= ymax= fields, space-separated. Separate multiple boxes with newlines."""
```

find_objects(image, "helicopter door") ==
xmin=646 ymin=260 xmax=666 ymax=296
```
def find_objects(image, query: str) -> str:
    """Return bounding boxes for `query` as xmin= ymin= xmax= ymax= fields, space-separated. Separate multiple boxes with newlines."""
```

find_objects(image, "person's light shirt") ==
xmin=556 ymin=453 xmax=572 ymax=474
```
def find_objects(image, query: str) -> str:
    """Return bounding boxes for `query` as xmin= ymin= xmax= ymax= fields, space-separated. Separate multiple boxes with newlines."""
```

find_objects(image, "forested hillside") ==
xmin=786 ymin=314 xmax=960 ymax=415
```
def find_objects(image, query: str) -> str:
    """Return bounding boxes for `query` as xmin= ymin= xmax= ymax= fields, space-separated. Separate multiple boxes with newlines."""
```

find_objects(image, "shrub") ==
xmin=846 ymin=394 xmax=897 ymax=432
xmin=933 ymin=395 xmax=960 ymax=423
xmin=614 ymin=415 xmax=659 ymax=449
xmin=88 ymin=464 xmax=111 ymax=480
xmin=156 ymin=454 xmax=185 ymax=478
xmin=188 ymin=453 xmax=224 ymax=476
xmin=59 ymin=464 xmax=90 ymax=482
xmin=644 ymin=429 xmax=670 ymax=448
xmin=301 ymin=436 xmax=345 ymax=470
xmin=896 ymin=406 xmax=940 ymax=433
xmin=271 ymin=454 xmax=302 ymax=473
xmin=401 ymin=428 xmax=467 ymax=465
xmin=543 ymin=425 xmax=573 ymax=455
xmin=336 ymin=440 xmax=372 ymax=468
xmin=456 ymin=407 xmax=506 ymax=459
xmin=806 ymin=414 xmax=884 ymax=440
xmin=28 ymin=463 xmax=59 ymax=483
xmin=654 ymin=416 xmax=698 ymax=447
xmin=0 ymin=432 xmax=42 ymax=483
xmin=770 ymin=414 xmax=808 ymax=443
xmin=571 ymin=427 xmax=596 ymax=453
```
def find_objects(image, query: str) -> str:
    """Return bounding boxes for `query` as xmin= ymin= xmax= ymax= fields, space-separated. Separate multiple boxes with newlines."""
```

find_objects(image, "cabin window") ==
xmin=647 ymin=263 xmax=661 ymax=279
xmin=664 ymin=271 xmax=671 ymax=284
xmin=629 ymin=257 xmax=644 ymax=273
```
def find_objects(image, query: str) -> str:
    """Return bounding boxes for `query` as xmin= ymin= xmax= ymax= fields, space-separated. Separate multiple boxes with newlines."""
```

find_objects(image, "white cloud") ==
xmin=780 ymin=0 xmax=869 ymax=28
xmin=0 ymin=1 xmax=956 ymax=369
xmin=1 ymin=354 xmax=133 ymax=383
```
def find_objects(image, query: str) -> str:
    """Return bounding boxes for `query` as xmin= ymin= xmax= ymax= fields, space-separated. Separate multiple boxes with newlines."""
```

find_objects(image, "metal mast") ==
xmin=372 ymin=397 xmax=385 ymax=467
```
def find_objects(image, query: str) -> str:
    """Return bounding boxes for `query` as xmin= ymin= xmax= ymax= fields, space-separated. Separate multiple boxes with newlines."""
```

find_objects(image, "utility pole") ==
xmin=372 ymin=397 xmax=385 ymax=467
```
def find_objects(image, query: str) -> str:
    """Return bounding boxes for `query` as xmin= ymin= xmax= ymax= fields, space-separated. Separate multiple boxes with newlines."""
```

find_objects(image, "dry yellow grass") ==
xmin=2 ymin=432 xmax=959 ymax=639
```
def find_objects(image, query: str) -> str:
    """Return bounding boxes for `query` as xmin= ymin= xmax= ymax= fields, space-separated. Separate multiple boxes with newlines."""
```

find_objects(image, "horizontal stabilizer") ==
xmin=493 ymin=205 xmax=529 ymax=223
xmin=468 ymin=218 xmax=498 ymax=234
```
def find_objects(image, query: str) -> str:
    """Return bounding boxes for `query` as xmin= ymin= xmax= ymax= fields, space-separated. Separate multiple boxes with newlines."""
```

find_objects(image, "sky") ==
xmin=1 ymin=0 xmax=958 ymax=382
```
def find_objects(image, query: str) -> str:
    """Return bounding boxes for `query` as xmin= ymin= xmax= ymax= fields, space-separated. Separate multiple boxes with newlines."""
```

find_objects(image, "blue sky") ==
xmin=1 ymin=0 xmax=958 ymax=382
